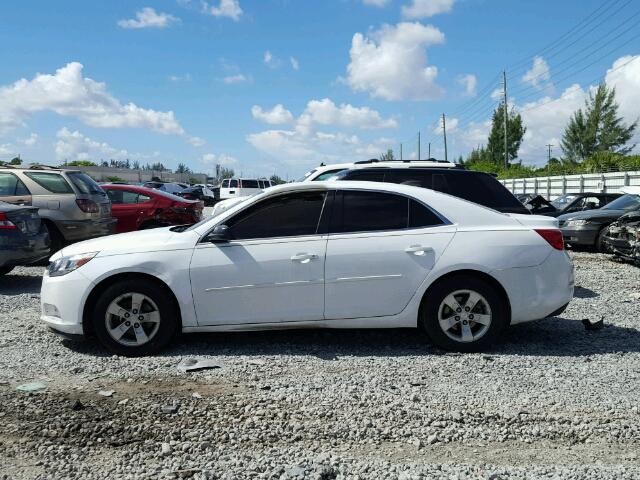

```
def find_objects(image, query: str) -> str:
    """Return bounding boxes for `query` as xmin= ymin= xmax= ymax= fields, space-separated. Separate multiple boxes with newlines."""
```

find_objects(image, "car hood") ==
xmin=54 ymin=227 xmax=199 ymax=260
xmin=557 ymin=209 xmax=626 ymax=222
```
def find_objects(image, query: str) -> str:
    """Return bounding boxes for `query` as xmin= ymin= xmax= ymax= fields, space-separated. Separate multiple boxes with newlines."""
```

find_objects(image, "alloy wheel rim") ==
xmin=437 ymin=289 xmax=492 ymax=343
xmin=104 ymin=292 xmax=161 ymax=346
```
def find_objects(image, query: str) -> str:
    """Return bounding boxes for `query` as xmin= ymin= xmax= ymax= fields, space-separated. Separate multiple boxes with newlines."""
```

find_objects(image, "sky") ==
xmin=1 ymin=0 xmax=639 ymax=179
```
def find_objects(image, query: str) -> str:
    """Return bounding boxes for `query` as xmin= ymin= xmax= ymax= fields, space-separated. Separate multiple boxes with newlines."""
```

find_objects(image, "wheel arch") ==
xmin=419 ymin=269 xmax=512 ymax=326
xmin=82 ymin=272 xmax=182 ymax=337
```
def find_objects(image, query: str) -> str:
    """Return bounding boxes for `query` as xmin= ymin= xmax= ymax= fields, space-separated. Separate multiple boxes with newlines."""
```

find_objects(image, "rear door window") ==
xmin=0 ymin=172 xmax=30 ymax=196
xmin=229 ymin=179 xmax=238 ymax=188
xmin=341 ymin=170 xmax=386 ymax=182
xmin=242 ymin=179 xmax=260 ymax=189
xmin=24 ymin=172 xmax=74 ymax=194
xmin=331 ymin=191 xmax=408 ymax=234
xmin=66 ymin=172 xmax=104 ymax=194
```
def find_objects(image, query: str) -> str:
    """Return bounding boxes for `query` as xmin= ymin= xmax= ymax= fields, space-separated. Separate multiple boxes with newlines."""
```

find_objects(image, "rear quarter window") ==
xmin=24 ymin=172 xmax=74 ymax=194
xmin=242 ymin=180 xmax=260 ymax=188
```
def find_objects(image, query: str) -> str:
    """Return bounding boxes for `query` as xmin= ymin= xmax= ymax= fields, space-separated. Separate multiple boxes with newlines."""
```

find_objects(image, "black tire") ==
xmin=0 ymin=266 xmax=14 ymax=276
xmin=45 ymin=223 xmax=65 ymax=256
xmin=420 ymin=275 xmax=508 ymax=353
xmin=92 ymin=279 xmax=178 ymax=356
xmin=595 ymin=226 xmax=610 ymax=253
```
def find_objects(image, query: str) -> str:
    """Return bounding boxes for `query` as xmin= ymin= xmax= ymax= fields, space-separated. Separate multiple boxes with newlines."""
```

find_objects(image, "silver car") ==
xmin=0 ymin=165 xmax=116 ymax=254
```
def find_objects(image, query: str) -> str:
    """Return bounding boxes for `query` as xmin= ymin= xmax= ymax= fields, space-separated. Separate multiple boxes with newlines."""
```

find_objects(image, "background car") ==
xmin=41 ymin=181 xmax=572 ymax=357
xmin=604 ymin=210 xmax=640 ymax=264
xmin=334 ymin=166 xmax=530 ymax=214
xmin=0 ymin=165 xmax=115 ymax=255
xmin=0 ymin=201 xmax=50 ymax=275
xmin=177 ymin=185 xmax=216 ymax=206
xmin=101 ymin=184 xmax=203 ymax=233
xmin=142 ymin=181 xmax=188 ymax=195
xmin=219 ymin=178 xmax=267 ymax=199
xmin=559 ymin=187 xmax=640 ymax=251
xmin=527 ymin=192 xmax=622 ymax=217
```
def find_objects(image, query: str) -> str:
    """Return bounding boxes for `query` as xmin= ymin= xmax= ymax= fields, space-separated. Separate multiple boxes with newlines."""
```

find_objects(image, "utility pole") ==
xmin=442 ymin=113 xmax=448 ymax=162
xmin=417 ymin=132 xmax=421 ymax=160
xmin=400 ymin=143 xmax=403 ymax=161
xmin=428 ymin=142 xmax=431 ymax=159
xmin=502 ymin=70 xmax=508 ymax=168
xmin=546 ymin=144 xmax=553 ymax=162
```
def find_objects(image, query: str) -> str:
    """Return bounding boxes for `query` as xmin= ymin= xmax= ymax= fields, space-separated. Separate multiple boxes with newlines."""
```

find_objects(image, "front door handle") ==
xmin=405 ymin=245 xmax=433 ymax=256
xmin=291 ymin=253 xmax=318 ymax=263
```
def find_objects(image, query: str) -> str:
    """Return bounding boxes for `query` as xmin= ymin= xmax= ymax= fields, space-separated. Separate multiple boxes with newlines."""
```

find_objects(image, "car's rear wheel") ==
xmin=92 ymin=280 xmax=178 ymax=356
xmin=0 ymin=266 xmax=14 ymax=276
xmin=421 ymin=275 xmax=508 ymax=352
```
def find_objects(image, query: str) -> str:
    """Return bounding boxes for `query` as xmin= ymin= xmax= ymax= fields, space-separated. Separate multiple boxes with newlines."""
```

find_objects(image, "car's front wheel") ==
xmin=92 ymin=280 xmax=178 ymax=356
xmin=421 ymin=275 xmax=508 ymax=352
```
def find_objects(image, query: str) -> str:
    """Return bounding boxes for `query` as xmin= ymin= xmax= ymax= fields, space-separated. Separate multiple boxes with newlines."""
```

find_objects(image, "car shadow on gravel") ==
xmin=573 ymin=286 xmax=599 ymax=298
xmin=61 ymin=316 xmax=640 ymax=359
xmin=0 ymin=274 xmax=42 ymax=296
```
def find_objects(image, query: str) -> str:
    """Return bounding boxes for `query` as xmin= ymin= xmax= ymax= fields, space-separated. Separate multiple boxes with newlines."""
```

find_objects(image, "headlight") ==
xmin=566 ymin=219 xmax=589 ymax=227
xmin=47 ymin=252 xmax=98 ymax=277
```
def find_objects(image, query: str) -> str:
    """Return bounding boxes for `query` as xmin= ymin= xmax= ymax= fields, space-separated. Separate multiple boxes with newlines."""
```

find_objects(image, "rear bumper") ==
xmin=561 ymin=227 xmax=598 ymax=246
xmin=491 ymin=250 xmax=574 ymax=325
xmin=58 ymin=218 xmax=117 ymax=242
xmin=0 ymin=229 xmax=50 ymax=268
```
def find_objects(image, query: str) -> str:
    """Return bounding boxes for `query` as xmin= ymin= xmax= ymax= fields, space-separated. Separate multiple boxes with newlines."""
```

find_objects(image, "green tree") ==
xmin=486 ymin=102 xmax=526 ymax=164
xmin=176 ymin=163 xmax=192 ymax=174
xmin=66 ymin=160 xmax=97 ymax=167
xmin=561 ymin=84 xmax=637 ymax=162
xmin=9 ymin=157 xmax=22 ymax=165
xmin=269 ymin=174 xmax=286 ymax=185
xmin=214 ymin=165 xmax=235 ymax=183
xmin=379 ymin=149 xmax=395 ymax=161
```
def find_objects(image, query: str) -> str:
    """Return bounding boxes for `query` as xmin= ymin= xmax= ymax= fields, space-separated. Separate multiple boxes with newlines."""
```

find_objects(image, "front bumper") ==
xmin=561 ymin=227 xmax=599 ymax=246
xmin=40 ymin=269 xmax=93 ymax=337
xmin=58 ymin=218 xmax=117 ymax=242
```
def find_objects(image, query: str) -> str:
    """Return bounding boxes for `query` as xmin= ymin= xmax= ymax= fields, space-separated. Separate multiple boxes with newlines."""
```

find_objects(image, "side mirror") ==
xmin=206 ymin=224 xmax=231 ymax=243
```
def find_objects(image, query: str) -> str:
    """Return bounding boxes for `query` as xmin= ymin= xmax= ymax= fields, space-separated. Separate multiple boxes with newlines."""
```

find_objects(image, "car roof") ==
xmin=0 ymin=165 xmax=80 ymax=173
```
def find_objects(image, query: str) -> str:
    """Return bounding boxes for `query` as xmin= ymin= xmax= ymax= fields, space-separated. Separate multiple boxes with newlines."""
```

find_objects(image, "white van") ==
xmin=219 ymin=178 xmax=271 ymax=199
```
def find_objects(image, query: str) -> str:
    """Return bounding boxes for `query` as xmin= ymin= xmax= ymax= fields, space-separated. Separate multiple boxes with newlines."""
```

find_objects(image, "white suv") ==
xmin=220 ymin=178 xmax=272 ymax=199
xmin=299 ymin=159 xmax=458 ymax=182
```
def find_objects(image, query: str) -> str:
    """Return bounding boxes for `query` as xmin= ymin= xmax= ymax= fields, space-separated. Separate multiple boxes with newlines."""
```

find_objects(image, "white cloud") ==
xmin=363 ymin=0 xmax=391 ymax=6
xmin=54 ymin=128 xmax=154 ymax=162
xmin=201 ymin=152 xmax=238 ymax=166
xmin=201 ymin=0 xmax=243 ymax=20
xmin=188 ymin=136 xmax=206 ymax=147
xmin=20 ymin=133 xmax=38 ymax=146
xmin=522 ymin=56 xmax=552 ymax=90
xmin=223 ymin=73 xmax=250 ymax=84
xmin=168 ymin=73 xmax=192 ymax=82
xmin=0 ymin=143 xmax=14 ymax=156
xmin=118 ymin=7 xmax=179 ymax=29
xmin=603 ymin=55 xmax=640 ymax=130
xmin=290 ymin=57 xmax=300 ymax=70
xmin=457 ymin=74 xmax=477 ymax=97
xmin=402 ymin=0 xmax=454 ymax=18
xmin=251 ymin=104 xmax=294 ymax=125
xmin=264 ymin=50 xmax=282 ymax=69
xmin=345 ymin=22 xmax=445 ymax=101
xmin=298 ymin=98 xmax=398 ymax=130
xmin=0 ymin=62 xmax=184 ymax=135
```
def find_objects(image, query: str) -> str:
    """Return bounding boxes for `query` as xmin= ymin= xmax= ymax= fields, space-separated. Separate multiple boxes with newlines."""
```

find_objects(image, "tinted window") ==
xmin=603 ymin=194 xmax=640 ymax=211
xmin=385 ymin=170 xmax=432 ymax=188
xmin=225 ymin=192 xmax=326 ymax=240
xmin=409 ymin=199 xmax=443 ymax=227
xmin=229 ymin=179 xmax=238 ymax=188
xmin=67 ymin=172 xmax=104 ymax=194
xmin=0 ymin=173 xmax=30 ymax=196
xmin=332 ymin=191 xmax=408 ymax=234
xmin=242 ymin=180 xmax=260 ymax=188
xmin=440 ymin=173 xmax=527 ymax=213
xmin=24 ymin=172 xmax=74 ymax=194
xmin=221 ymin=179 xmax=229 ymax=188
xmin=341 ymin=170 xmax=385 ymax=182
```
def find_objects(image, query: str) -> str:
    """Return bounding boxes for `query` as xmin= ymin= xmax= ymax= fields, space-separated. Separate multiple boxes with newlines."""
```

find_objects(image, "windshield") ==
xmin=297 ymin=169 xmax=316 ymax=182
xmin=550 ymin=194 xmax=579 ymax=208
xmin=67 ymin=172 xmax=105 ymax=194
xmin=602 ymin=194 xmax=640 ymax=211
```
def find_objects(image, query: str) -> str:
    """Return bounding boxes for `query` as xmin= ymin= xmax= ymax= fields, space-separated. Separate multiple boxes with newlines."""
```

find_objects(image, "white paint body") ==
xmin=41 ymin=182 xmax=574 ymax=337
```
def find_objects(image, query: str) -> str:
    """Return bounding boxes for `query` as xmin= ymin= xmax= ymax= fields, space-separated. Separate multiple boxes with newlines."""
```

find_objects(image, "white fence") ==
xmin=501 ymin=171 xmax=640 ymax=200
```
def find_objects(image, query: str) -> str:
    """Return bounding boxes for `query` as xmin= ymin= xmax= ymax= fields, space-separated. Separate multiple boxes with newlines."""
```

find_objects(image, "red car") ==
xmin=101 ymin=184 xmax=203 ymax=233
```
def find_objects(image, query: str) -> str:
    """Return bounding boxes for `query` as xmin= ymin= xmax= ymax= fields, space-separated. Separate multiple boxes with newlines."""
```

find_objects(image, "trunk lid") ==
xmin=2 ymin=204 xmax=41 ymax=235
xmin=510 ymin=213 xmax=559 ymax=229
xmin=65 ymin=171 xmax=112 ymax=218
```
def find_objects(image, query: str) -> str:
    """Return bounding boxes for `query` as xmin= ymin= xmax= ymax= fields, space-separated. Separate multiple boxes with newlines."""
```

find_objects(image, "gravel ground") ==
xmin=0 ymin=251 xmax=639 ymax=480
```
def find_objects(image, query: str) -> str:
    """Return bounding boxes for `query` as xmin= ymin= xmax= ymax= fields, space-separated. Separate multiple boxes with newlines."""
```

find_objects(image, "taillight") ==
xmin=535 ymin=229 xmax=564 ymax=250
xmin=0 ymin=212 xmax=17 ymax=230
xmin=76 ymin=199 xmax=100 ymax=213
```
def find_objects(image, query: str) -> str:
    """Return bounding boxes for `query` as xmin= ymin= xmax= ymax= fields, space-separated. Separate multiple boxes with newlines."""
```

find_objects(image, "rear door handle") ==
xmin=405 ymin=245 xmax=433 ymax=256
xmin=291 ymin=253 xmax=318 ymax=263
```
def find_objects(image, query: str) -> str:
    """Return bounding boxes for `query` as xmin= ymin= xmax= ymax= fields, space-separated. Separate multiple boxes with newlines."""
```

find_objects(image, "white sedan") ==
xmin=41 ymin=182 xmax=574 ymax=356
